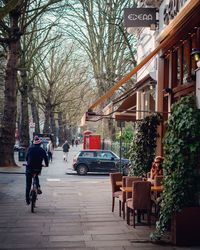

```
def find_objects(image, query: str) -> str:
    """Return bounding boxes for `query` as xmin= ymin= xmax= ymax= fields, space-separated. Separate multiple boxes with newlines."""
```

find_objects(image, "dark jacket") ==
xmin=62 ymin=142 xmax=70 ymax=152
xmin=26 ymin=144 xmax=49 ymax=173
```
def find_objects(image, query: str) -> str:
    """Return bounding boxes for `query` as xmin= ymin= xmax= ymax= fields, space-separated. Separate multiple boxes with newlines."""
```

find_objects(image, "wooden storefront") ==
xmin=156 ymin=0 xmax=200 ymax=155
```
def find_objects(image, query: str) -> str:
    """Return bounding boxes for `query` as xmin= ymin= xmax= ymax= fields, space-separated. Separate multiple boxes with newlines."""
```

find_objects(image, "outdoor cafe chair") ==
xmin=110 ymin=172 xmax=123 ymax=212
xmin=119 ymin=176 xmax=142 ymax=219
xmin=126 ymin=181 xmax=151 ymax=228
xmin=118 ymin=176 xmax=128 ymax=219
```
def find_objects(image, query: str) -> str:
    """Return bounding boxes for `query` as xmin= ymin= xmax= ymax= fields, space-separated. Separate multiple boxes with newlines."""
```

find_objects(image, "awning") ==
xmin=89 ymin=45 xmax=160 ymax=110
xmin=88 ymin=0 xmax=200 ymax=111
xmin=114 ymin=93 xmax=137 ymax=122
xmin=113 ymin=74 xmax=155 ymax=122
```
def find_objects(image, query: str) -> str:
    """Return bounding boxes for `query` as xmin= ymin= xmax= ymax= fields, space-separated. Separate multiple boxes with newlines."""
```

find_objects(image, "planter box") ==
xmin=171 ymin=207 xmax=200 ymax=246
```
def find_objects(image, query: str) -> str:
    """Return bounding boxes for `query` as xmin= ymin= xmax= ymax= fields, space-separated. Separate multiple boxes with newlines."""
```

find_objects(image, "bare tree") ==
xmin=34 ymin=42 xmax=92 ymax=144
xmin=0 ymin=0 xmax=65 ymax=167
xmin=19 ymin=10 xmax=61 ymax=148
xmin=63 ymin=0 xmax=136 ymax=98
xmin=62 ymin=0 xmax=137 ymax=139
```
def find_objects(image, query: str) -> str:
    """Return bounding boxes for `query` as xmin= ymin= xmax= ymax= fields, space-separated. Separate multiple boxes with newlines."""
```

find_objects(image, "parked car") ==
xmin=14 ymin=144 xmax=25 ymax=152
xmin=72 ymin=149 xmax=131 ymax=175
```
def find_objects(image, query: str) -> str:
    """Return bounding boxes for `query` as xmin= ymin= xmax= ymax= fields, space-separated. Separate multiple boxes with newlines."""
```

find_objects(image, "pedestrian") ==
xmin=25 ymin=135 xmax=49 ymax=205
xmin=75 ymin=138 xmax=78 ymax=147
xmin=71 ymin=138 xmax=75 ymax=147
xmin=150 ymin=156 xmax=164 ymax=180
xmin=62 ymin=140 xmax=70 ymax=161
xmin=47 ymin=140 xmax=54 ymax=162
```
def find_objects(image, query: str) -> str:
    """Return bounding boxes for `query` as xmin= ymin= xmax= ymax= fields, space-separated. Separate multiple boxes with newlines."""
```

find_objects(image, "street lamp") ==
xmin=117 ymin=121 xmax=125 ymax=174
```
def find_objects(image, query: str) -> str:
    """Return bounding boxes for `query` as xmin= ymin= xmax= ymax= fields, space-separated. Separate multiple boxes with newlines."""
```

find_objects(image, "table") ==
xmin=120 ymin=185 xmax=163 ymax=193
xmin=116 ymin=181 xmax=122 ymax=186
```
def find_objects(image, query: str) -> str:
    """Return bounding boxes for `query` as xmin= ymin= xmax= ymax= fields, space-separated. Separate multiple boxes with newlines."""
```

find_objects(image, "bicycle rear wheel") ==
xmin=30 ymin=190 xmax=37 ymax=213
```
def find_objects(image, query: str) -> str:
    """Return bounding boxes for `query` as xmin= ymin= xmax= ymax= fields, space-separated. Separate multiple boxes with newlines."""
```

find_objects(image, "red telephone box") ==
xmin=83 ymin=131 xmax=101 ymax=149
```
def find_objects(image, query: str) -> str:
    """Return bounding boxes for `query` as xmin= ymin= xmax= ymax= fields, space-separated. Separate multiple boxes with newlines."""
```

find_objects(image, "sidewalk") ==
xmin=0 ymin=146 xmax=75 ymax=174
xmin=0 ymin=147 xmax=198 ymax=249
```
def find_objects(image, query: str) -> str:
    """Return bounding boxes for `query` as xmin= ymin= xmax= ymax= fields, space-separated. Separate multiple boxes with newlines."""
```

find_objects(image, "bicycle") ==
xmin=30 ymin=173 xmax=38 ymax=213
xmin=23 ymin=164 xmax=44 ymax=213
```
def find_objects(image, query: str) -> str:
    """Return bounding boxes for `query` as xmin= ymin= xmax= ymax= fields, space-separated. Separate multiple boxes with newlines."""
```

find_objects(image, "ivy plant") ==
xmin=128 ymin=113 xmax=162 ymax=176
xmin=151 ymin=95 xmax=200 ymax=241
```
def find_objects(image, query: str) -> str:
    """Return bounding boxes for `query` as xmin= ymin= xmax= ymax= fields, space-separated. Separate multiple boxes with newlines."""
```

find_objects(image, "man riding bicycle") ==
xmin=25 ymin=135 xmax=49 ymax=205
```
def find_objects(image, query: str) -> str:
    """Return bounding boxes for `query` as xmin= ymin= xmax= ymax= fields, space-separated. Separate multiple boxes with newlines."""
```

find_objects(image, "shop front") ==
xmin=156 ymin=0 xmax=200 ymax=155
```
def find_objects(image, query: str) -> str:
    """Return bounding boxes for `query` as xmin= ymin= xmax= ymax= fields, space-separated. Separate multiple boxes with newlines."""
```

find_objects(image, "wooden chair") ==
xmin=118 ymin=176 xmax=127 ymax=219
xmin=126 ymin=181 xmax=151 ymax=228
xmin=119 ymin=176 xmax=142 ymax=219
xmin=110 ymin=172 xmax=123 ymax=212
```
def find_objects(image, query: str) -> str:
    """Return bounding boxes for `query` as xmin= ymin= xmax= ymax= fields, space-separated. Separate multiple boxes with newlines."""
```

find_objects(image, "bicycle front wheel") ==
xmin=30 ymin=190 xmax=37 ymax=213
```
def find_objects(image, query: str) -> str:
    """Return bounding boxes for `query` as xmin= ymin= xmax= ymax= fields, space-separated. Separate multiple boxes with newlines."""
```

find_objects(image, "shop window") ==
xmin=165 ymin=34 xmax=197 ymax=87
xmin=191 ymin=33 xmax=198 ymax=78
xmin=164 ymin=55 xmax=169 ymax=89
xmin=177 ymin=46 xmax=183 ymax=85
xmin=183 ymin=40 xmax=191 ymax=83
xmin=140 ymin=85 xmax=155 ymax=119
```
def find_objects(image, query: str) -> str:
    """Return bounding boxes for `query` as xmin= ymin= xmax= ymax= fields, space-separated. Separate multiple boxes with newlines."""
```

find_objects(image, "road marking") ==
xmin=46 ymin=178 xmax=61 ymax=182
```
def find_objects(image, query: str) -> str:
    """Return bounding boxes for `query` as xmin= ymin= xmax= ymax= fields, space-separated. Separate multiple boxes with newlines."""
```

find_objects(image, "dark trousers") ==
xmin=26 ymin=172 xmax=40 ymax=201
xmin=48 ymin=151 xmax=52 ymax=162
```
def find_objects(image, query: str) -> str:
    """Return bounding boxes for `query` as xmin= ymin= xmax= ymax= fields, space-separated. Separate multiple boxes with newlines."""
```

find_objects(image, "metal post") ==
xmin=119 ymin=122 xmax=122 ymax=173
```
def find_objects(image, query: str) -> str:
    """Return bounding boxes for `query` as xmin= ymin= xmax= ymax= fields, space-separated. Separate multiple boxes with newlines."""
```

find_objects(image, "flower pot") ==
xmin=171 ymin=207 xmax=200 ymax=246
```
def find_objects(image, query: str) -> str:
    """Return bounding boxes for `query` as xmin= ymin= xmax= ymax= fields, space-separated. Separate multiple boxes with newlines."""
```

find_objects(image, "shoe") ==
xmin=37 ymin=188 xmax=42 ymax=195
xmin=26 ymin=199 xmax=30 ymax=205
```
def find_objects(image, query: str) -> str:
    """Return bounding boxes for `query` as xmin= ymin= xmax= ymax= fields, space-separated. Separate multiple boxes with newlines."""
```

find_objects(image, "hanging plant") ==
xmin=128 ymin=113 xmax=162 ymax=176
xmin=151 ymin=94 xmax=200 ymax=241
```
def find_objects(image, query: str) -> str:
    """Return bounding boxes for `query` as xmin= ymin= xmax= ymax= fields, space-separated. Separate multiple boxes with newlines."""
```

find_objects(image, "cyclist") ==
xmin=25 ymin=135 xmax=49 ymax=205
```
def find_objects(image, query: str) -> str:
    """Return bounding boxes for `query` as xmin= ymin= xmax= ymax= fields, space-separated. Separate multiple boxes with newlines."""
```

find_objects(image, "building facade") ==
xmin=156 ymin=0 xmax=200 ymax=154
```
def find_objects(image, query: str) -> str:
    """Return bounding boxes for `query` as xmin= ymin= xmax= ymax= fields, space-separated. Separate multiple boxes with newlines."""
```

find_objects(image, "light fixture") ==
xmin=191 ymin=48 xmax=200 ymax=67
xmin=163 ymin=87 xmax=173 ymax=94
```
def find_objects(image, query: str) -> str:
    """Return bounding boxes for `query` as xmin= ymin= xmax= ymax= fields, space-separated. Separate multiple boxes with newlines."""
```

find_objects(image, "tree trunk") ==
xmin=108 ymin=118 xmax=115 ymax=141
xmin=28 ymin=89 xmax=40 ymax=134
xmin=0 ymin=55 xmax=6 ymax=121
xmin=19 ymin=65 xmax=30 ymax=148
xmin=43 ymin=105 xmax=51 ymax=134
xmin=58 ymin=112 xmax=65 ymax=145
xmin=50 ymin=110 xmax=56 ymax=146
xmin=63 ymin=124 xmax=68 ymax=141
xmin=19 ymin=87 xmax=30 ymax=148
xmin=0 ymin=9 xmax=20 ymax=167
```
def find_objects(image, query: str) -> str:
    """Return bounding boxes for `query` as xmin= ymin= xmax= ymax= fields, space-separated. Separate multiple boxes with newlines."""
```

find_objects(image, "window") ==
xmin=97 ymin=151 xmax=114 ymax=159
xmin=80 ymin=151 xmax=94 ymax=158
xmin=164 ymin=30 xmax=199 ymax=88
xmin=183 ymin=40 xmax=191 ymax=83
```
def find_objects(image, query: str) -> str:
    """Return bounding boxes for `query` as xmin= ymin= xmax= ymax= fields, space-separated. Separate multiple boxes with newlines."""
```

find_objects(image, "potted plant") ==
xmin=128 ymin=113 xmax=162 ymax=176
xmin=151 ymin=94 xmax=200 ymax=246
